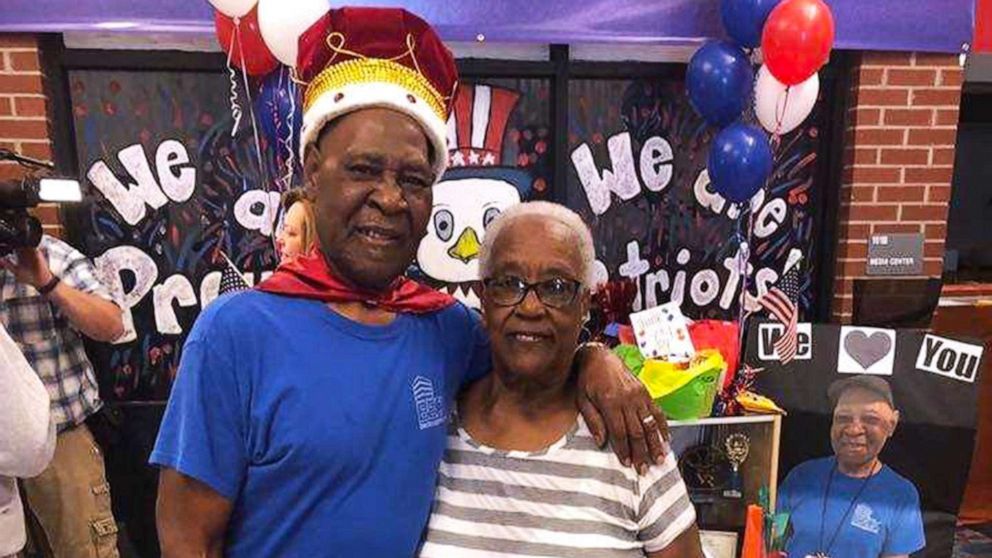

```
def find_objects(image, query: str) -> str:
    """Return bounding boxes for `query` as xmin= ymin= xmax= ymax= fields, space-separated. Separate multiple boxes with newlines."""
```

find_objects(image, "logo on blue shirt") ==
xmin=851 ymin=503 xmax=881 ymax=534
xmin=412 ymin=375 xmax=446 ymax=430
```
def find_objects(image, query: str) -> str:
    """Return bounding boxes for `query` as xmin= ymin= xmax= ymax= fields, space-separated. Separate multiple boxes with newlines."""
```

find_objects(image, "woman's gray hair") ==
xmin=478 ymin=201 xmax=597 ymax=287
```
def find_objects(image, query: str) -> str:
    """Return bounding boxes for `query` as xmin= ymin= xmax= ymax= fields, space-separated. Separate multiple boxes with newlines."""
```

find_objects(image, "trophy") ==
xmin=679 ymin=444 xmax=731 ymax=505
xmin=722 ymin=433 xmax=750 ymax=499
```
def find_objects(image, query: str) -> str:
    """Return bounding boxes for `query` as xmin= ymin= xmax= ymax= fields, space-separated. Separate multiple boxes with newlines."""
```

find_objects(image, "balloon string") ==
xmin=226 ymin=29 xmax=242 ymax=138
xmin=235 ymin=22 xmax=268 ymax=193
xmin=775 ymin=86 xmax=792 ymax=136
xmin=735 ymin=206 xmax=755 ymax=375
xmin=281 ymin=68 xmax=297 ymax=190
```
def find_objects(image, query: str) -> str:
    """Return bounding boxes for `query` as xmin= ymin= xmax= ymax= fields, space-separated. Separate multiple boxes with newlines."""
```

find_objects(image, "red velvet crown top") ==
xmin=296 ymin=7 xmax=458 ymax=122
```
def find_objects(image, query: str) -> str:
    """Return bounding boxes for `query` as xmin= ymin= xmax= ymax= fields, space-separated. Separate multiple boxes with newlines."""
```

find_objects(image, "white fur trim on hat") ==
xmin=300 ymin=81 xmax=449 ymax=179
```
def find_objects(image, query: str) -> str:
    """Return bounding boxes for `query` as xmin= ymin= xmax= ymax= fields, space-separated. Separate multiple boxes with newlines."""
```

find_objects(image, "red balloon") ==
xmin=215 ymin=6 xmax=279 ymax=76
xmin=761 ymin=0 xmax=835 ymax=86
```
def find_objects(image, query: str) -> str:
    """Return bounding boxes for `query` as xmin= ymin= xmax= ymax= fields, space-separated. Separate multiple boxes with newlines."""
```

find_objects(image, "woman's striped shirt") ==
xmin=419 ymin=415 xmax=696 ymax=557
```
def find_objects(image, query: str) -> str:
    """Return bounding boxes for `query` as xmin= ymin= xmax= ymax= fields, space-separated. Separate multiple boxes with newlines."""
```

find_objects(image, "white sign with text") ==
xmin=758 ymin=322 xmax=813 ymax=362
xmin=915 ymin=334 xmax=983 ymax=383
xmin=629 ymin=303 xmax=695 ymax=362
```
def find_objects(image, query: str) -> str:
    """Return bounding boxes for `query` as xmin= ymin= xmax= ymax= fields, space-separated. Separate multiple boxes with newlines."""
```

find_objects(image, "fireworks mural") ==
xmin=62 ymin=70 xmax=824 ymax=402
xmin=67 ymin=70 xmax=292 ymax=401
xmin=565 ymin=78 xmax=823 ymax=320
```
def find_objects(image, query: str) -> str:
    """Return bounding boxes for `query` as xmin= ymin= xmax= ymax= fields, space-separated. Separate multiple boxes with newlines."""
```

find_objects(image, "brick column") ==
xmin=831 ymin=52 xmax=963 ymax=322
xmin=0 ymin=33 xmax=62 ymax=237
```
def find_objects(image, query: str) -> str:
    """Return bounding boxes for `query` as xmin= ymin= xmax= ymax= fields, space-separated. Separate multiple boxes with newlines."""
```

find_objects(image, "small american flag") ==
xmin=219 ymin=254 xmax=251 ymax=295
xmin=757 ymin=254 xmax=801 ymax=364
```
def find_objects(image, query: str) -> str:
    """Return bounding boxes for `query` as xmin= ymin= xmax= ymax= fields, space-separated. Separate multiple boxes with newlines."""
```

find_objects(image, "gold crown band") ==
xmin=303 ymin=58 xmax=447 ymax=122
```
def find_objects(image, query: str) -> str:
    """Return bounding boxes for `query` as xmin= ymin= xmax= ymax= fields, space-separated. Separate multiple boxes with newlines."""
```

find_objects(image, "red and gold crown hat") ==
xmin=296 ymin=7 xmax=459 ymax=178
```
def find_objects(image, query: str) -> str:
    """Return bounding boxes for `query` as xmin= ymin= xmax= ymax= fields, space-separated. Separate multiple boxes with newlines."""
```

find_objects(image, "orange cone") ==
xmin=741 ymin=504 xmax=766 ymax=558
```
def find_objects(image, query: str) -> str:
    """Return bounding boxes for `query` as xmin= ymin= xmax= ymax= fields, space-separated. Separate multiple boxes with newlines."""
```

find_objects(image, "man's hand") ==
xmin=157 ymin=469 xmax=231 ymax=558
xmin=646 ymin=524 xmax=705 ymax=558
xmin=575 ymin=344 xmax=669 ymax=473
xmin=1 ymin=248 xmax=54 ymax=289
xmin=3 ymin=247 xmax=124 ymax=342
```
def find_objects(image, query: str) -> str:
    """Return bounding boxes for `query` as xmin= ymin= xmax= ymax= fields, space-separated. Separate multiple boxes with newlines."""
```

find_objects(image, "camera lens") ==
xmin=0 ymin=210 xmax=42 ymax=255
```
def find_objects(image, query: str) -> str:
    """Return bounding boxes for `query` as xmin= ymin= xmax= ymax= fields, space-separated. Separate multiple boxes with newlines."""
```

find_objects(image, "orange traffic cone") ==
xmin=741 ymin=504 xmax=766 ymax=558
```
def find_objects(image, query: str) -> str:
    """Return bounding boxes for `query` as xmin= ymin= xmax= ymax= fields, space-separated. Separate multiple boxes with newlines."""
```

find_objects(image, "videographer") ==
xmin=1 ymin=321 xmax=55 ymax=558
xmin=1 ymin=237 xmax=125 ymax=558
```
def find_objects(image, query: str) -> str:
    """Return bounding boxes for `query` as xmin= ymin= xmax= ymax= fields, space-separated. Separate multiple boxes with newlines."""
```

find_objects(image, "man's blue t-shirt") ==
xmin=150 ymin=291 xmax=489 ymax=557
xmin=779 ymin=457 xmax=925 ymax=558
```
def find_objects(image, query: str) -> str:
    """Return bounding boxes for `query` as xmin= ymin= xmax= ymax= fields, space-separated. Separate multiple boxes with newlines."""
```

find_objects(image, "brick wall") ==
xmin=831 ymin=52 xmax=963 ymax=322
xmin=0 ymin=33 xmax=62 ymax=238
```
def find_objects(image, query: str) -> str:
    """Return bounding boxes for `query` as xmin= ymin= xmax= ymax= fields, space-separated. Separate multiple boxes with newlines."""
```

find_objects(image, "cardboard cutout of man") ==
xmin=778 ymin=375 xmax=925 ymax=558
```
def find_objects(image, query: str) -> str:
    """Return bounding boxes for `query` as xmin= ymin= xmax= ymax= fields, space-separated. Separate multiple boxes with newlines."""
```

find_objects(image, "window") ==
xmin=945 ymin=84 xmax=992 ymax=286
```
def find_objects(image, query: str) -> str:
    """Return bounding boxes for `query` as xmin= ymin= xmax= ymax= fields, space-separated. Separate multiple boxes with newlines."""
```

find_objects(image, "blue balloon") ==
xmin=708 ymin=123 xmax=773 ymax=203
xmin=721 ymin=0 xmax=781 ymax=48
xmin=253 ymin=66 xmax=302 ymax=160
xmin=686 ymin=41 xmax=754 ymax=127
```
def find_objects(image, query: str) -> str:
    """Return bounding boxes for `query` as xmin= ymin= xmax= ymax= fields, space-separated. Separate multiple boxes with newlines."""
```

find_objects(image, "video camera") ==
xmin=0 ymin=148 xmax=81 ymax=256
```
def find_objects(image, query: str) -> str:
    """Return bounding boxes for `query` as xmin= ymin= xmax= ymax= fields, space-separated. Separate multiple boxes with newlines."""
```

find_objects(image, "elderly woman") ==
xmin=420 ymin=202 xmax=702 ymax=558
xmin=275 ymin=188 xmax=318 ymax=262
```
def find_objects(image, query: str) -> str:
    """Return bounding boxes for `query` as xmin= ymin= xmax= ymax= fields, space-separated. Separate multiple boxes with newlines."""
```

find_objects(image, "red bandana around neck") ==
xmin=256 ymin=248 xmax=456 ymax=314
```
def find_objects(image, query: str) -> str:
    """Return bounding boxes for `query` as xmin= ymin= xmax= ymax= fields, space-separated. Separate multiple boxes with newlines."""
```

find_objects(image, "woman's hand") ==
xmin=575 ymin=343 xmax=669 ymax=473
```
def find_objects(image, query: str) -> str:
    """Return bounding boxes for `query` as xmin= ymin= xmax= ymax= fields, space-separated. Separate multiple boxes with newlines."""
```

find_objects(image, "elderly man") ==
xmin=778 ymin=375 xmax=925 ymax=558
xmin=151 ymin=7 xmax=666 ymax=558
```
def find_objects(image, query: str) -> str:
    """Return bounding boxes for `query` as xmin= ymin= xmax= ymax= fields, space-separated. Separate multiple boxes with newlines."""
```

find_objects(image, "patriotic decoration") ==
xmin=219 ymin=253 xmax=251 ymax=295
xmin=757 ymin=250 xmax=801 ymax=364
xmin=715 ymin=363 xmax=763 ymax=416
xmin=446 ymin=84 xmax=520 ymax=168
xmin=295 ymin=7 xmax=458 ymax=180
xmin=414 ymin=83 xmax=533 ymax=308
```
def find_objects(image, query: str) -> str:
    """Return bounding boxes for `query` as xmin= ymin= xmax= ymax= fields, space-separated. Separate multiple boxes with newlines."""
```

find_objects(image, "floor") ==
xmin=955 ymin=523 xmax=992 ymax=558
xmin=20 ymin=524 xmax=992 ymax=557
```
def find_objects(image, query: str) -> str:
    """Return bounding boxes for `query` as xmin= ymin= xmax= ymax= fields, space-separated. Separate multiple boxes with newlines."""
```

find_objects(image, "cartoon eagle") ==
xmin=415 ymin=84 xmax=532 ymax=308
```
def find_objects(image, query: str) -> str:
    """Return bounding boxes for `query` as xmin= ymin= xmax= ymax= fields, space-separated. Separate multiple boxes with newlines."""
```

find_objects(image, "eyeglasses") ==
xmin=482 ymin=275 xmax=582 ymax=309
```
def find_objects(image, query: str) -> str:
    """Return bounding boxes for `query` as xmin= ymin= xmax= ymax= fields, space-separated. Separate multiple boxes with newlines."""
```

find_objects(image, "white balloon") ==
xmin=754 ymin=65 xmax=819 ymax=135
xmin=208 ymin=0 xmax=257 ymax=18
xmin=258 ymin=0 xmax=330 ymax=67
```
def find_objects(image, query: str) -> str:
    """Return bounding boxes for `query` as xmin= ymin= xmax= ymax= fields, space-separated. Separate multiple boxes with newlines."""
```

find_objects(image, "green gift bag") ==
xmin=638 ymin=350 xmax=726 ymax=420
xmin=612 ymin=344 xmax=646 ymax=377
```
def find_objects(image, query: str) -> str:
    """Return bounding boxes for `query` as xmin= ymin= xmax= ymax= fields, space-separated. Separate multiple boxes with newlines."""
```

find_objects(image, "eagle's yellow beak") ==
xmin=447 ymin=227 xmax=481 ymax=263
